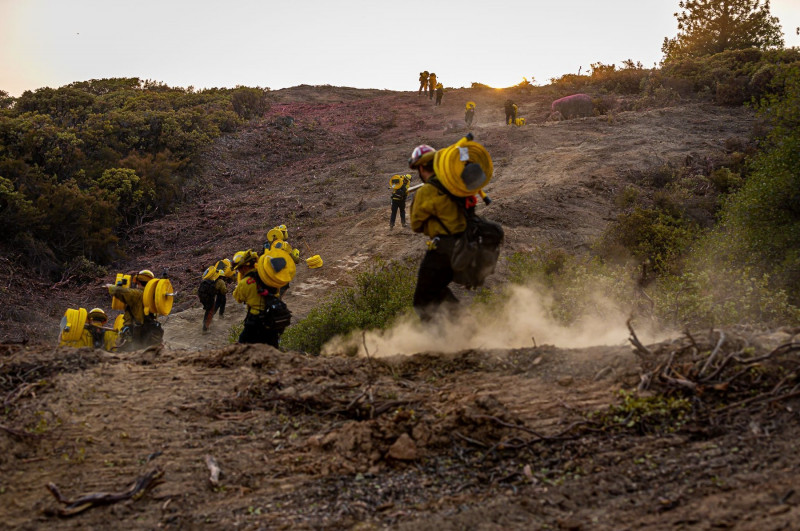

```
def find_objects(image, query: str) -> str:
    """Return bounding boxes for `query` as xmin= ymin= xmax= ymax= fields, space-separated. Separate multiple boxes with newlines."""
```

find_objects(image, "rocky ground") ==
xmin=3 ymin=85 xmax=798 ymax=529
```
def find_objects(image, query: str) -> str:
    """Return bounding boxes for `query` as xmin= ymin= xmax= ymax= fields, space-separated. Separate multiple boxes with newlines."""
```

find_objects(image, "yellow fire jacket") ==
xmin=107 ymin=285 xmax=146 ymax=327
xmin=233 ymin=272 xmax=267 ymax=315
xmin=214 ymin=278 xmax=228 ymax=295
xmin=410 ymin=177 xmax=467 ymax=238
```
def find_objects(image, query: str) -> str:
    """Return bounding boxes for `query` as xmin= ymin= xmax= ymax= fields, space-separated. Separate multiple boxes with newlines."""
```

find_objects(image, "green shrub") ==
xmin=715 ymin=76 xmax=749 ymax=105
xmin=228 ymin=322 xmax=243 ymax=343
xmin=600 ymin=207 xmax=696 ymax=275
xmin=614 ymin=185 xmax=640 ymax=209
xmin=0 ymin=78 xmax=248 ymax=274
xmin=703 ymin=65 xmax=800 ymax=301
xmin=592 ymin=390 xmax=691 ymax=435
xmin=708 ymin=167 xmax=743 ymax=193
xmin=280 ymin=258 xmax=417 ymax=355
xmin=497 ymin=248 xmax=633 ymax=326
xmin=231 ymin=87 xmax=270 ymax=120
xmin=652 ymin=266 xmax=800 ymax=328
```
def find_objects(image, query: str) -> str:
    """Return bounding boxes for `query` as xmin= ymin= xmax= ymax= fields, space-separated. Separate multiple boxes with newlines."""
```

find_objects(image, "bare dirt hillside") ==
xmin=4 ymin=86 xmax=796 ymax=530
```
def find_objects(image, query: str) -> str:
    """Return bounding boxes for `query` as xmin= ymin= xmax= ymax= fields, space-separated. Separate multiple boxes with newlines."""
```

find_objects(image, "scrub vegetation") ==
xmin=0 ymin=79 xmax=267 ymax=274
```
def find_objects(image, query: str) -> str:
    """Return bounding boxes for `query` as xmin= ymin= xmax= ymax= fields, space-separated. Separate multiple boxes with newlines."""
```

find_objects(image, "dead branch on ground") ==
xmin=46 ymin=467 xmax=164 ymax=517
xmin=628 ymin=326 xmax=800 ymax=419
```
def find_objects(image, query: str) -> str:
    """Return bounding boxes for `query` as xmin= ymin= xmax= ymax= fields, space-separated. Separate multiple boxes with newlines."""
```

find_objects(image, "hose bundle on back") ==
xmin=433 ymin=134 xmax=493 ymax=197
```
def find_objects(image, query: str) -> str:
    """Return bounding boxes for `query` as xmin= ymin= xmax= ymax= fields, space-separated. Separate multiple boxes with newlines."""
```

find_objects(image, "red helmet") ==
xmin=408 ymin=145 xmax=435 ymax=169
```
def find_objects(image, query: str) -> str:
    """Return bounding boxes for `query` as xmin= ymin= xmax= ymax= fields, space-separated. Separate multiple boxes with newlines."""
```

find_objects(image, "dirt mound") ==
xmin=4 ymin=330 xmax=800 ymax=528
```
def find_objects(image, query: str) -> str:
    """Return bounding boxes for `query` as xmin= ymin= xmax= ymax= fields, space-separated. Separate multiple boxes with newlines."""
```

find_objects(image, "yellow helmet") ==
xmin=87 ymin=308 xmax=108 ymax=323
xmin=202 ymin=265 xmax=220 ymax=281
xmin=137 ymin=269 xmax=155 ymax=283
xmin=217 ymin=258 xmax=234 ymax=278
xmin=232 ymin=249 xmax=258 ymax=270
xmin=267 ymin=227 xmax=284 ymax=243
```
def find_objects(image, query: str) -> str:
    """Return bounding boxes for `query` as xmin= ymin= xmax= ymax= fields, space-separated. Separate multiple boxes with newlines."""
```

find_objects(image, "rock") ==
xmin=387 ymin=433 xmax=418 ymax=461
xmin=558 ymin=376 xmax=574 ymax=387
xmin=277 ymin=386 xmax=296 ymax=397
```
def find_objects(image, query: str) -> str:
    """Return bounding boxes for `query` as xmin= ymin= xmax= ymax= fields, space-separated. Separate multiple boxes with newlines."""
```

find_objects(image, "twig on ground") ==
xmin=627 ymin=318 xmax=652 ymax=359
xmin=453 ymin=431 xmax=488 ymax=448
xmin=46 ymin=467 xmax=164 ymax=517
xmin=698 ymin=330 xmax=725 ymax=378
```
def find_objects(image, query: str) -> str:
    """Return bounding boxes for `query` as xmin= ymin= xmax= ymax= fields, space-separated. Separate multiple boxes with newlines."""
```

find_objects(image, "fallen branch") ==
xmin=714 ymin=388 xmax=800 ymax=415
xmin=698 ymin=330 xmax=725 ymax=378
xmin=4 ymin=381 xmax=45 ymax=407
xmin=627 ymin=318 xmax=652 ymax=359
xmin=46 ymin=467 xmax=164 ymax=517
xmin=453 ymin=431 xmax=488 ymax=448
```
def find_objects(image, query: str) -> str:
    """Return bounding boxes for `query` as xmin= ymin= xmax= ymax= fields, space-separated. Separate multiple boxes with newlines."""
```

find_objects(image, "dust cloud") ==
xmin=322 ymin=283 xmax=662 ymax=358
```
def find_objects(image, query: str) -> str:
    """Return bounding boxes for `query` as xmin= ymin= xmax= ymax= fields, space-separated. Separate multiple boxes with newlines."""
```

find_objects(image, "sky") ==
xmin=1 ymin=0 xmax=799 ymax=96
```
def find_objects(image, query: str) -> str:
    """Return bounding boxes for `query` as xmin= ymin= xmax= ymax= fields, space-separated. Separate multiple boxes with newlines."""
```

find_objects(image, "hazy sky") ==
xmin=2 ymin=0 xmax=799 ymax=96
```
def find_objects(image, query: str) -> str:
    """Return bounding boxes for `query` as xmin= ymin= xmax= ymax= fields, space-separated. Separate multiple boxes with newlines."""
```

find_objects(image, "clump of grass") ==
xmin=280 ymin=257 xmax=417 ymax=355
xmin=590 ymin=389 xmax=691 ymax=435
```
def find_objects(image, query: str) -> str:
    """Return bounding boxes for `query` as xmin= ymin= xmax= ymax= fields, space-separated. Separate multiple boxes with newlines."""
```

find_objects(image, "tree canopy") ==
xmin=662 ymin=0 xmax=784 ymax=63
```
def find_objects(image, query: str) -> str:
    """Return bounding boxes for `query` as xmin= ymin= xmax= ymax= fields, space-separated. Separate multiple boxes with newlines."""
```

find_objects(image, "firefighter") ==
xmin=232 ymin=250 xmax=292 ymax=348
xmin=418 ymin=71 xmax=429 ymax=96
xmin=435 ymin=83 xmax=444 ymax=106
xmin=465 ymin=101 xmax=476 ymax=127
xmin=407 ymin=145 xmax=465 ymax=321
xmin=428 ymin=72 xmax=437 ymax=100
xmin=105 ymin=269 xmax=163 ymax=350
xmin=59 ymin=308 xmax=117 ymax=351
xmin=504 ymin=99 xmax=517 ymax=125
xmin=389 ymin=173 xmax=412 ymax=229
xmin=198 ymin=264 xmax=228 ymax=332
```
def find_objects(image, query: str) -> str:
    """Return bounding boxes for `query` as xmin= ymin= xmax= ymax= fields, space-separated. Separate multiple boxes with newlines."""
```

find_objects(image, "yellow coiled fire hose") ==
xmin=432 ymin=133 xmax=493 ymax=197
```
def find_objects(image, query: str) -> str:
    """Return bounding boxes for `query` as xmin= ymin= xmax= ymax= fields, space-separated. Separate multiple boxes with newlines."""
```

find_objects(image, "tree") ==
xmin=662 ymin=0 xmax=784 ymax=62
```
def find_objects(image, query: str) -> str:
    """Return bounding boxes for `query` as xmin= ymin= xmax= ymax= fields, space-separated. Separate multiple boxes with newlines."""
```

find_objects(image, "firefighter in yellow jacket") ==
xmin=389 ymin=173 xmax=411 ymax=229
xmin=465 ymin=101 xmax=476 ymax=127
xmin=106 ymin=269 xmax=163 ymax=350
xmin=428 ymin=73 xmax=437 ymax=100
xmin=59 ymin=308 xmax=117 ymax=351
xmin=198 ymin=264 xmax=228 ymax=332
xmin=435 ymin=83 xmax=444 ymax=106
xmin=408 ymin=145 xmax=467 ymax=321
xmin=232 ymin=250 xmax=291 ymax=348
xmin=418 ymin=71 xmax=429 ymax=96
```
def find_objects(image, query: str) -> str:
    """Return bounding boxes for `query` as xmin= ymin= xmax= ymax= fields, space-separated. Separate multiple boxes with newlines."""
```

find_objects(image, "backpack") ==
xmin=390 ymin=175 xmax=409 ymax=201
xmin=198 ymin=279 xmax=216 ymax=307
xmin=450 ymin=215 xmax=504 ymax=288
xmin=259 ymin=295 xmax=293 ymax=330
xmin=246 ymin=272 xmax=293 ymax=330
xmin=429 ymin=180 xmax=504 ymax=288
